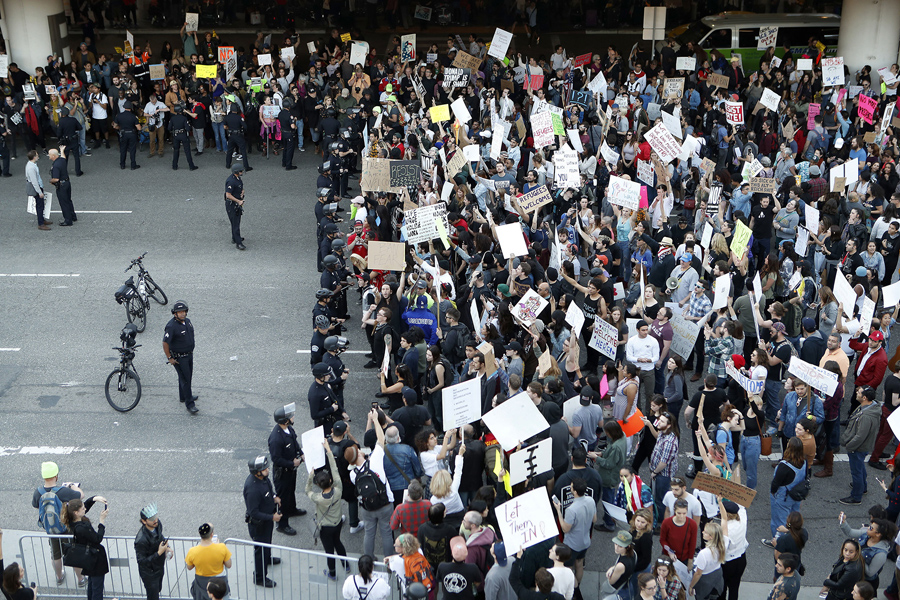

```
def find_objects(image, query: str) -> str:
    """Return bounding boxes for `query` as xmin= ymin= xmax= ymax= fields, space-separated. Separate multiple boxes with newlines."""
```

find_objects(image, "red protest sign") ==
xmin=528 ymin=74 xmax=544 ymax=90
xmin=572 ymin=53 xmax=591 ymax=68
xmin=218 ymin=46 xmax=235 ymax=64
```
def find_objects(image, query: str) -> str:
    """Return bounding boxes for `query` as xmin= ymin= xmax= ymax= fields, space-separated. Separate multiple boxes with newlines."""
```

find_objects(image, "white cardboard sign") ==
xmin=300 ymin=426 xmax=326 ymax=473
xmin=441 ymin=377 xmax=483 ymax=430
xmin=482 ymin=392 xmax=550 ymax=451
xmin=787 ymin=356 xmax=839 ymax=397
xmin=496 ymin=222 xmax=529 ymax=258
xmin=495 ymin=488 xmax=559 ymax=554
xmin=509 ymin=438 xmax=553 ymax=485
xmin=513 ymin=289 xmax=549 ymax=327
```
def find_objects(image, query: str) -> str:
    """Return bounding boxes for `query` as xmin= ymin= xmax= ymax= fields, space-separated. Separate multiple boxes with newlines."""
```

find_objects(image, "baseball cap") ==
xmin=402 ymin=386 xmax=417 ymax=404
xmin=507 ymin=341 xmax=524 ymax=354
xmin=498 ymin=284 xmax=511 ymax=297
xmin=332 ymin=420 xmax=348 ymax=434
xmin=801 ymin=317 xmax=817 ymax=332
xmin=493 ymin=542 xmax=508 ymax=566
xmin=41 ymin=461 xmax=59 ymax=479
xmin=312 ymin=363 xmax=331 ymax=378
xmin=680 ymin=252 xmax=693 ymax=261
xmin=871 ymin=330 xmax=885 ymax=342
xmin=612 ymin=531 xmax=633 ymax=547
xmin=731 ymin=354 xmax=745 ymax=368
xmin=721 ymin=500 xmax=740 ymax=515
xmin=771 ymin=322 xmax=786 ymax=334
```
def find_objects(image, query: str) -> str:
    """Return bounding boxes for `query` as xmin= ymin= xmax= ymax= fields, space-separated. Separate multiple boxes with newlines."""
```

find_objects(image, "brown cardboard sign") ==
xmin=367 ymin=241 xmax=408 ymax=271
xmin=707 ymin=73 xmax=729 ymax=89
xmin=832 ymin=176 xmax=846 ymax=192
xmin=692 ymin=472 xmax=757 ymax=507
xmin=782 ymin=121 xmax=795 ymax=142
xmin=361 ymin=157 xmax=405 ymax=193
xmin=453 ymin=51 xmax=482 ymax=70
xmin=864 ymin=131 xmax=877 ymax=144
xmin=477 ymin=342 xmax=497 ymax=377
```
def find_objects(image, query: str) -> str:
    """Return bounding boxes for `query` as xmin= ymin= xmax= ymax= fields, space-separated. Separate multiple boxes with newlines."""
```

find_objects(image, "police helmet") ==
xmin=325 ymin=107 xmax=337 ymax=118
xmin=323 ymin=254 xmax=339 ymax=268
xmin=231 ymin=163 xmax=245 ymax=174
xmin=171 ymin=300 xmax=189 ymax=314
xmin=315 ymin=315 xmax=331 ymax=330
xmin=324 ymin=336 xmax=349 ymax=352
xmin=318 ymin=161 xmax=332 ymax=174
xmin=248 ymin=455 xmax=269 ymax=474
xmin=318 ymin=186 xmax=332 ymax=196
xmin=315 ymin=288 xmax=335 ymax=300
xmin=174 ymin=104 xmax=184 ymax=114
xmin=323 ymin=204 xmax=336 ymax=215
xmin=328 ymin=141 xmax=341 ymax=152
xmin=331 ymin=238 xmax=347 ymax=251
xmin=340 ymin=128 xmax=350 ymax=139
xmin=274 ymin=404 xmax=295 ymax=425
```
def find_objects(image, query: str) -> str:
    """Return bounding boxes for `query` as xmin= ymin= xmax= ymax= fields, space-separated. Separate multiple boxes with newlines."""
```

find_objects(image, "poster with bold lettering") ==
xmin=404 ymin=202 xmax=450 ymax=244
xmin=608 ymin=175 xmax=641 ymax=210
xmin=441 ymin=377 xmax=482 ymax=430
xmin=572 ymin=53 xmax=592 ymax=68
xmin=644 ymin=123 xmax=681 ymax=164
xmin=725 ymin=101 xmax=744 ymax=125
xmin=218 ymin=46 xmax=235 ymax=64
xmin=496 ymin=488 xmax=559 ymax=554
xmin=517 ymin=185 xmax=554 ymax=213
xmin=531 ymin=111 xmax=555 ymax=148
xmin=787 ymin=356 xmax=839 ymax=396
xmin=757 ymin=26 xmax=778 ymax=50
xmin=588 ymin=318 xmax=619 ymax=360
xmin=670 ymin=314 xmax=701 ymax=359
xmin=760 ymin=88 xmax=781 ymax=112
xmin=509 ymin=438 xmax=553 ymax=485
xmin=858 ymin=94 xmax=878 ymax=124
xmin=822 ymin=57 xmax=845 ymax=86
xmin=389 ymin=161 xmax=421 ymax=187
xmin=487 ymin=28 xmax=513 ymax=60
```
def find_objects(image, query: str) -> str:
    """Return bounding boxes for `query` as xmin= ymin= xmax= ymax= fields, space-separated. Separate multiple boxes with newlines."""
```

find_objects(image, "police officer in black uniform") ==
xmin=316 ymin=164 xmax=334 ymax=197
xmin=310 ymin=315 xmax=330 ymax=366
xmin=314 ymin=187 xmax=332 ymax=225
xmin=267 ymin=404 xmax=307 ymax=538
xmin=278 ymin=99 xmax=297 ymax=171
xmin=329 ymin=238 xmax=351 ymax=320
xmin=308 ymin=363 xmax=342 ymax=435
xmin=49 ymin=146 xmax=77 ymax=226
xmin=313 ymin=289 xmax=338 ymax=333
xmin=318 ymin=223 xmax=339 ymax=271
xmin=112 ymin=100 xmax=141 ymax=170
xmin=320 ymin=254 xmax=345 ymax=317
xmin=225 ymin=163 xmax=246 ymax=250
xmin=224 ymin=104 xmax=252 ymax=171
xmin=326 ymin=142 xmax=345 ymax=198
xmin=0 ymin=116 xmax=11 ymax=177
xmin=162 ymin=300 xmax=198 ymax=414
xmin=334 ymin=130 xmax=354 ymax=198
xmin=322 ymin=336 xmax=349 ymax=406
xmin=318 ymin=107 xmax=340 ymax=153
xmin=169 ymin=104 xmax=198 ymax=171
xmin=243 ymin=456 xmax=282 ymax=588
xmin=56 ymin=107 xmax=83 ymax=177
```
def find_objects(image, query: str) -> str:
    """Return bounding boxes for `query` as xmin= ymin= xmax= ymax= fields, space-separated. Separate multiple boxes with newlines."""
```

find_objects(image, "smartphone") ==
xmin=552 ymin=495 xmax=560 ymax=505
xmin=371 ymin=402 xmax=379 ymax=409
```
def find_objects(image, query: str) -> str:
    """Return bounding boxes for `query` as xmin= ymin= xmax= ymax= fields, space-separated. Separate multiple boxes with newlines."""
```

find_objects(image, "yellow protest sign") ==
xmin=196 ymin=64 xmax=218 ymax=78
xmin=730 ymin=220 xmax=753 ymax=260
xmin=429 ymin=104 xmax=450 ymax=122
xmin=114 ymin=47 xmax=123 ymax=54
xmin=341 ymin=33 xmax=351 ymax=42
xmin=435 ymin=218 xmax=450 ymax=248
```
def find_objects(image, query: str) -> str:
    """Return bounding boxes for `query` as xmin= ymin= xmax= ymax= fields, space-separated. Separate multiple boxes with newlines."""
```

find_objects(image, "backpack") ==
xmin=354 ymin=458 xmax=390 ymax=511
xmin=38 ymin=486 xmax=67 ymax=534
xmin=440 ymin=356 xmax=460 ymax=386
xmin=449 ymin=324 xmax=471 ymax=365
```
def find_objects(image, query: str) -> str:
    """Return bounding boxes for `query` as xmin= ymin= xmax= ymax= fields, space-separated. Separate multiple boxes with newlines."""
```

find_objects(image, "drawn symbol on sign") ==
xmin=524 ymin=446 xmax=538 ymax=479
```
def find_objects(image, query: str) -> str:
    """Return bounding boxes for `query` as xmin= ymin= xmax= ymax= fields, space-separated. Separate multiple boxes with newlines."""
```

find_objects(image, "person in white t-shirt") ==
xmin=87 ymin=84 xmax=110 ymax=149
xmin=662 ymin=477 xmax=702 ymax=522
xmin=547 ymin=543 xmax=576 ymax=600
xmin=342 ymin=555 xmax=391 ymax=600
xmin=143 ymin=93 xmax=170 ymax=157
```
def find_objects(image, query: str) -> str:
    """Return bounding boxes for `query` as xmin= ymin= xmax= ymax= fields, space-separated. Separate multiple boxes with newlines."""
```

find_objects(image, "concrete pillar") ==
xmin=0 ymin=0 xmax=70 ymax=74
xmin=837 ymin=0 xmax=900 ymax=85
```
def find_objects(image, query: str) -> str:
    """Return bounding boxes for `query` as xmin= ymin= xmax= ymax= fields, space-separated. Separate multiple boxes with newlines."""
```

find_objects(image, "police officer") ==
xmin=225 ymin=163 xmax=246 ymax=250
xmin=310 ymin=315 xmax=330 ymax=366
xmin=224 ymin=104 xmax=252 ymax=171
xmin=314 ymin=187 xmax=332 ymax=225
xmin=322 ymin=336 xmax=349 ymax=406
xmin=56 ymin=107 xmax=83 ymax=177
xmin=267 ymin=404 xmax=307 ymax=538
xmin=320 ymin=255 xmax=347 ymax=319
xmin=169 ymin=104 xmax=198 ymax=171
xmin=243 ymin=456 xmax=281 ymax=588
xmin=48 ymin=147 xmax=77 ymax=227
xmin=319 ymin=107 xmax=340 ymax=152
xmin=134 ymin=503 xmax=172 ymax=600
xmin=313 ymin=289 xmax=338 ymax=331
xmin=335 ymin=129 xmax=354 ymax=198
xmin=316 ymin=164 xmax=334 ymax=197
xmin=0 ymin=115 xmax=11 ymax=177
xmin=278 ymin=98 xmax=297 ymax=170
xmin=329 ymin=238 xmax=350 ymax=319
xmin=326 ymin=142 xmax=345 ymax=197
xmin=112 ymin=100 xmax=141 ymax=170
xmin=318 ymin=223 xmax=339 ymax=271
xmin=308 ymin=363 xmax=341 ymax=435
xmin=162 ymin=300 xmax=198 ymax=414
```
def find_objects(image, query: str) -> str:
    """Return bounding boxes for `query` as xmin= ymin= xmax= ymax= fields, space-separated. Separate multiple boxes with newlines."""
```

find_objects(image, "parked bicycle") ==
xmin=114 ymin=253 xmax=168 ymax=333
xmin=105 ymin=324 xmax=142 ymax=412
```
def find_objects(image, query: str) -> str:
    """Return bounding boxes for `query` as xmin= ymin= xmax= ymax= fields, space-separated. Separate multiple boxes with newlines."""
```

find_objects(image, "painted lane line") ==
xmin=49 ymin=210 xmax=133 ymax=214
xmin=0 ymin=274 xmax=81 ymax=277
xmin=0 ymin=446 xmax=234 ymax=457
xmin=0 ymin=348 xmax=21 ymax=351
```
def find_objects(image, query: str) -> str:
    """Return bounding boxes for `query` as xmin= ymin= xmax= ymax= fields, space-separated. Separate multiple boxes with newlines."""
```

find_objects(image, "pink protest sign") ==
xmin=640 ymin=185 xmax=648 ymax=208
xmin=859 ymin=94 xmax=878 ymax=124
xmin=807 ymin=103 xmax=820 ymax=130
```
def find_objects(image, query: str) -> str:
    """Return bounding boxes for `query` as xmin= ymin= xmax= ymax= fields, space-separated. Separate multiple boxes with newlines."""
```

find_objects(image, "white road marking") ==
xmin=296 ymin=350 xmax=369 ymax=354
xmin=0 ymin=446 xmax=235 ymax=457
xmin=49 ymin=210 xmax=133 ymax=214
xmin=0 ymin=274 xmax=80 ymax=277
xmin=0 ymin=348 xmax=21 ymax=351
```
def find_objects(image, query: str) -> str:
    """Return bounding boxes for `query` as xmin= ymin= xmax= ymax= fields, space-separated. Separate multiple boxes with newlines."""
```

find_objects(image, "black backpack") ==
xmin=354 ymin=458 xmax=390 ymax=511
xmin=448 ymin=323 xmax=471 ymax=365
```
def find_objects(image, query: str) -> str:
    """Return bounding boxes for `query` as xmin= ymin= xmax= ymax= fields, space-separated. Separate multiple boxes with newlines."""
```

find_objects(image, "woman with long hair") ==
xmin=795 ymin=416 xmax=818 ymax=469
xmin=717 ymin=497 xmax=749 ymax=600
xmin=342 ymin=555 xmax=391 ymax=600
xmin=663 ymin=357 xmax=687 ymax=427
xmin=817 ymin=286 xmax=840 ymax=337
xmin=630 ymin=280 xmax=660 ymax=321
xmin=424 ymin=345 xmax=450 ymax=430
xmin=765 ymin=511 xmax=807 ymax=573
xmin=741 ymin=394 xmax=766 ymax=489
xmin=688 ymin=522 xmax=726 ymax=600
xmin=652 ymin=556 xmax=685 ymax=600
xmin=600 ymin=531 xmax=637 ymax=599
xmin=820 ymin=539 xmax=865 ymax=600
xmin=415 ymin=427 xmax=454 ymax=479
xmin=606 ymin=305 xmax=630 ymax=364
xmin=759 ymin=252 xmax=783 ymax=307
xmin=61 ymin=498 xmax=109 ymax=600
xmin=628 ymin=508 xmax=655 ymax=598
xmin=779 ymin=378 xmax=824 ymax=455
xmin=838 ymin=513 xmax=896 ymax=593
xmin=770 ymin=437 xmax=807 ymax=537
xmin=548 ymin=310 xmax=572 ymax=358
xmin=428 ymin=441 xmax=466 ymax=527
xmin=2 ymin=562 xmax=35 ymax=600
xmin=384 ymin=533 xmax=434 ymax=598
xmin=633 ymin=395 xmax=667 ymax=471
xmin=306 ymin=441 xmax=348 ymax=580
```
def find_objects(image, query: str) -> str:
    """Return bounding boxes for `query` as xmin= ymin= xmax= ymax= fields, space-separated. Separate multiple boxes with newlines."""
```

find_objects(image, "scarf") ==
xmin=658 ymin=246 xmax=672 ymax=260
xmin=622 ymin=475 xmax=644 ymax=512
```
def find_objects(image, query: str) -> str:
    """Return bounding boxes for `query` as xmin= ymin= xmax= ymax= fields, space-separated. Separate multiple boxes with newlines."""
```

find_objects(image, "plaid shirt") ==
xmin=389 ymin=499 xmax=432 ymax=537
xmin=705 ymin=335 xmax=734 ymax=377
xmin=685 ymin=292 xmax=712 ymax=319
xmin=654 ymin=577 xmax=685 ymax=600
xmin=650 ymin=431 xmax=679 ymax=478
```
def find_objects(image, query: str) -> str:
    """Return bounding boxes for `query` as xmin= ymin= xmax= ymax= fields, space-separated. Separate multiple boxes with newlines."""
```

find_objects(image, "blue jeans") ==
xmin=740 ymin=435 xmax=761 ymax=489
xmin=87 ymin=574 xmax=104 ymax=600
xmin=296 ymin=118 xmax=305 ymax=147
xmin=212 ymin=122 xmax=226 ymax=152
xmin=764 ymin=380 xmax=782 ymax=428
xmin=770 ymin=489 xmax=799 ymax=537
xmin=79 ymin=128 xmax=87 ymax=155
xmin=652 ymin=474 xmax=670 ymax=525
xmin=849 ymin=450 xmax=868 ymax=501
xmin=654 ymin=366 xmax=666 ymax=394
xmin=602 ymin=486 xmax=616 ymax=528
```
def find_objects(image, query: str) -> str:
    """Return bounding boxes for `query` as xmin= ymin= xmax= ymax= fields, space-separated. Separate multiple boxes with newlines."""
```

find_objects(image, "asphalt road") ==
xmin=0 ymin=132 xmax=893 ymax=594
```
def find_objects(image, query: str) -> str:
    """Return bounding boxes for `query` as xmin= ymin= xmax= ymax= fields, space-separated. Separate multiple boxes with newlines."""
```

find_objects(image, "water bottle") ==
xmin=212 ymin=535 xmax=218 ymax=544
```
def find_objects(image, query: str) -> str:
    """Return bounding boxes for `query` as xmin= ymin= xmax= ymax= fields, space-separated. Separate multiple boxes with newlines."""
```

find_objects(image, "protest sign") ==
xmin=726 ymin=363 xmax=765 ymax=395
xmin=513 ymin=289 xmax=549 ymax=327
xmin=749 ymin=177 xmax=776 ymax=195
xmin=349 ymin=41 xmax=368 ymax=67
xmin=588 ymin=70 xmax=608 ymax=97
xmin=256 ymin=53 xmax=272 ymax=67
xmin=787 ymin=356 xmax=839 ymax=396
xmin=490 ymin=127 xmax=506 ymax=159
xmin=452 ymin=51 xmax=481 ymax=70
xmin=429 ymin=104 xmax=451 ymax=122
xmin=670 ymin=314 xmax=701 ymax=359
xmin=565 ymin=304 xmax=586 ymax=337
xmin=636 ymin=159 xmax=653 ymax=185
xmin=883 ymin=281 xmax=900 ymax=308
xmin=859 ymin=95 xmax=878 ymax=124
xmin=693 ymin=472 xmax=757 ymax=507
xmin=531 ymin=111 xmax=555 ymax=148
xmin=280 ymin=46 xmax=295 ymax=64
xmin=483 ymin=392 xmax=550 ymax=451
xmin=441 ymin=377 xmax=482 ymax=430
xmin=185 ymin=12 xmax=199 ymax=31
xmin=509 ymin=438 xmax=553 ymax=485
xmin=588 ymin=318 xmax=618 ymax=360
xmin=22 ymin=84 xmax=35 ymax=101
xmin=571 ymin=52 xmax=591 ymax=68
xmin=566 ymin=129 xmax=584 ymax=153
xmin=760 ymin=88 xmax=781 ymax=112
xmin=517 ymin=185 xmax=553 ymax=213
xmin=712 ymin=274 xmax=731 ymax=310
xmin=707 ymin=73 xmax=729 ymax=89
xmin=400 ymin=34 xmax=416 ymax=61
xmin=496 ymin=488 xmax=559 ymax=554
xmin=488 ymin=28 xmax=513 ymax=60
xmin=821 ymin=57 xmax=845 ymax=86
xmin=757 ymin=26 xmax=778 ymax=50
xmin=307 ymin=41 xmax=317 ymax=54
xmin=225 ymin=53 xmax=238 ymax=81
xmin=859 ymin=297 xmax=877 ymax=331
xmin=730 ymin=220 xmax=753 ymax=260
xmin=806 ymin=103 xmax=821 ymax=130
xmin=450 ymin=98 xmax=472 ymax=124
xmin=797 ymin=58 xmax=813 ymax=70
xmin=366 ymin=241 xmax=407 ymax=271
xmin=389 ymin=160 xmax=421 ymax=187
xmin=601 ymin=141 xmax=621 ymax=167
xmin=661 ymin=110 xmax=682 ymax=139
xmin=676 ymin=56 xmax=696 ymax=71
xmin=443 ymin=68 xmax=471 ymax=89
xmin=706 ymin=184 xmax=723 ymax=216
xmin=645 ymin=123 xmax=681 ymax=164
xmin=553 ymin=146 xmax=580 ymax=189
xmin=196 ymin=64 xmax=217 ymax=78
xmin=405 ymin=202 xmax=449 ymax=244
xmin=413 ymin=5 xmax=432 ymax=19
xmin=880 ymin=66 xmax=899 ymax=84
xmin=0 ymin=55 xmax=8 ymax=78
xmin=45 ymin=85 xmax=57 ymax=95
xmin=663 ymin=78 xmax=684 ymax=99
xmin=300 ymin=425 xmax=326 ymax=473
xmin=833 ymin=271 xmax=859 ymax=319
xmin=608 ymin=175 xmax=641 ymax=210
xmin=218 ymin=46 xmax=235 ymax=64
xmin=361 ymin=158 xmax=403 ymax=193
xmin=725 ymin=101 xmax=744 ymax=125
xmin=570 ymin=89 xmax=591 ymax=108
xmin=149 ymin=64 xmax=166 ymax=80
xmin=496 ymin=223 xmax=529 ymax=258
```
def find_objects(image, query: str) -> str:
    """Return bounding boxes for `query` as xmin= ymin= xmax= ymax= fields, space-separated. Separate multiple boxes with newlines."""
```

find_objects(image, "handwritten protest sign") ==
xmin=389 ymin=160 xmax=421 ymax=187
xmin=488 ymin=28 xmax=513 ymax=60
xmin=707 ymin=73 xmax=729 ymax=89
xmin=149 ymin=64 xmax=166 ymax=80
xmin=565 ymin=304 xmax=586 ymax=337
xmin=366 ymin=241 xmax=407 ymax=271
xmin=645 ymin=123 xmax=681 ymax=164
xmin=196 ymin=64 xmax=217 ymax=78
xmin=859 ymin=94 xmax=878 ymax=124
xmin=693 ymin=472 xmax=757 ymax=507
xmin=676 ymin=56 xmax=696 ymax=71
xmin=670 ymin=314 xmax=700 ymax=359
xmin=509 ymin=438 xmax=553 ymax=485
xmin=496 ymin=488 xmax=559 ymax=554
xmin=757 ymin=26 xmax=778 ymax=50
xmin=588 ymin=318 xmax=619 ymax=360
xmin=760 ymin=87 xmax=781 ymax=112
xmin=822 ymin=57 xmax=845 ymax=86
xmin=482 ymin=392 xmax=550 ymax=451
xmin=608 ymin=175 xmax=641 ymax=210
xmin=726 ymin=363 xmax=765 ymax=395
xmin=730 ymin=220 xmax=753 ymax=260
xmin=748 ymin=177 xmax=776 ymax=195
xmin=405 ymin=202 xmax=449 ymax=244
xmin=788 ymin=356 xmax=839 ymax=396
xmin=452 ymin=50 xmax=481 ymax=70
xmin=663 ymin=78 xmax=684 ymax=99
xmin=517 ymin=185 xmax=553 ymax=213
xmin=441 ymin=377 xmax=482 ymax=430
xmin=513 ymin=289 xmax=549 ymax=327
xmin=532 ymin=111 xmax=555 ymax=148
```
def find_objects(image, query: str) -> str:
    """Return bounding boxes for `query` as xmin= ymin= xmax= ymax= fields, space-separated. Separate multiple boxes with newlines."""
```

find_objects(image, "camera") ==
xmin=120 ymin=323 xmax=139 ymax=347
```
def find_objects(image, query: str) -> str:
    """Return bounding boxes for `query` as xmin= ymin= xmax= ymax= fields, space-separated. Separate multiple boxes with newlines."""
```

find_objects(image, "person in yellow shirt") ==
xmin=819 ymin=333 xmax=850 ymax=380
xmin=185 ymin=523 xmax=232 ymax=600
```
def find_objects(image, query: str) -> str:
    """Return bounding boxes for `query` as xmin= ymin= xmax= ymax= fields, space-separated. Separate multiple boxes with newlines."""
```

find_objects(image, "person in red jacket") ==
xmin=659 ymin=498 xmax=698 ymax=565
xmin=849 ymin=329 xmax=888 ymax=415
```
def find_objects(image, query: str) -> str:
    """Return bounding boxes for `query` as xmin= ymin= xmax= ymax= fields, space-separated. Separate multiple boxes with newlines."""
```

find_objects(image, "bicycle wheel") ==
xmin=105 ymin=368 xmax=141 ymax=412
xmin=126 ymin=295 xmax=147 ymax=333
xmin=144 ymin=274 xmax=168 ymax=305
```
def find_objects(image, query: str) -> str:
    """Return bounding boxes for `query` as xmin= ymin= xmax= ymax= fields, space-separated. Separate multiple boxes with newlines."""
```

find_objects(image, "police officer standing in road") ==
xmin=267 ymin=403 xmax=308 ymax=538
xmin=309 ymin=363 xmax=342 ymax=435
xmin=112 ymin=100 xmax=141 ymax=170
xmin=310 ymin=315 xmax=331 ymax=366
xmin=313 ymin=289 xmax=341 ymax=334
xmin=243 ymin=456 xmax=282 ymax=588
xmin=48 ymin=147 xmax=77 ymax=227
xmin=224 ymin=105 xmax=252 ymax=171
xmin=316 ymin=164 xmax=334 ymax=196
xmin=170 ymin=105 xmax=198 ymax=171
xmin=278 ymin=99 xmax=297 ymax=171
xmin=319 ymin=107 xmax=340 ymax=152
xmin=56 ymin=108 xmax=83 ymax=177
xmin=0 ymin=115 xmax=11 ymax=177
xmin=225 ymin=164 xmax=246 ymax=250
xmin=134 ymin=503 xmax=172 ymax=600
xmin=162 ymin=300 xmax=199 ymax=415
xmin=322 ymin=336 xmax=350 ymax=409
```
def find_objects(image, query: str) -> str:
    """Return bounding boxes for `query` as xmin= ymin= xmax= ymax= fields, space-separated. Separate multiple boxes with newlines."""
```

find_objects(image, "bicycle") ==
xmin=105 ymin=324 xmax=142 ymax=412
xmin=114 ymin=253 xmax=168 ymax=333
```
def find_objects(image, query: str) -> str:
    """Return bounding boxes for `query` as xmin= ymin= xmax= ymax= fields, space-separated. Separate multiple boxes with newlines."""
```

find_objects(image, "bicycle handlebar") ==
xmin=113 ymin=345 xmax=141 ymax=351
xmin=125 ymin=252 xmax=148 ymax=272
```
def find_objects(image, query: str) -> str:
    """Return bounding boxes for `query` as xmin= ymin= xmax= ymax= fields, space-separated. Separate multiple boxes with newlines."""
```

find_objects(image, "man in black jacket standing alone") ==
xmin=134 ymin=503 xmax=172 ymax=600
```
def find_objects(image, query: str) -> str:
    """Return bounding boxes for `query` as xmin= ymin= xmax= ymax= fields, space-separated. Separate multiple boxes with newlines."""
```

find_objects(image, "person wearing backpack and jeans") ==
xmin=348 ymin=409 xmax=395 ymax=557
xmin=769 ymin=437 xmax=807 ymax=537
xmin=31 ymin=461 xmax=85 ymax=586
xmin=840 ymin=386 xmax=882 ymax=506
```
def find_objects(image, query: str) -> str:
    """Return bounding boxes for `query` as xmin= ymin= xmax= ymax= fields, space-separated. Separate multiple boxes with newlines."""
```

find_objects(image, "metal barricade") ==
xmin=17 ymin=533 xmax=401 ymax=600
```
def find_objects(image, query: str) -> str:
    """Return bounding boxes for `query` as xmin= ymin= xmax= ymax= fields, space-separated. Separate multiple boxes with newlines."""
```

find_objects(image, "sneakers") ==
xmin=761 ymin=538 xmax=775 ymax=549
xmin=840 ymin=497 xmax=862 ymax=505
xmin=56 ymin=573 xmax=66 ymax=586
xmin=323 ymin=569 xmax=337 ymax=581
xmin=254 ymin=578 xmax=276 ymax=588
xmin=350 ymin=523 xmax=364 ymax=534
xmin=869 ymin=461 xmax=888 ymax=470
xmin=77 ymin=577 xmax=88 ymax=588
